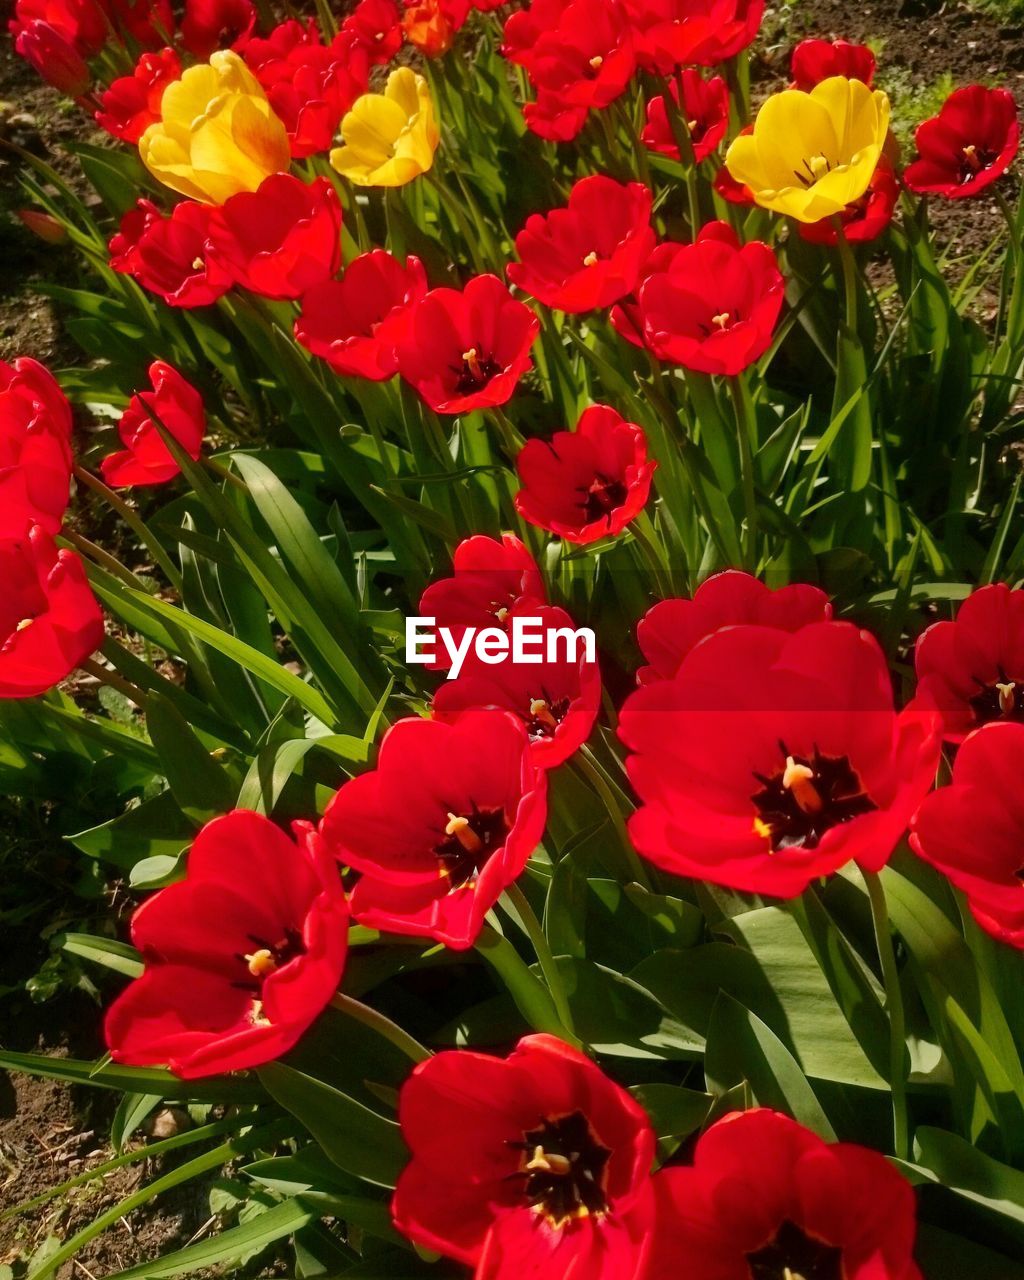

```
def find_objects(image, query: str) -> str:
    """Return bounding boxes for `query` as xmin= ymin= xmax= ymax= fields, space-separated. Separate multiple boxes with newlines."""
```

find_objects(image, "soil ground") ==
xmin=2 ymin=0 xmax=1024 ymax=1273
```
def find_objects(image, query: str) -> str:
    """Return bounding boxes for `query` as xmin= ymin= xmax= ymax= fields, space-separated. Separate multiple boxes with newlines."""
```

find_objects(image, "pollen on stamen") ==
xmin=711 ymin=312 xmax=731 ymax=330
xmin=589 ymin=55 xmax=603 ymax=70
xmin=445 ymin=812 xmax=483 ymax=854
xmin=997 ymin=680 xmax=1017 ymax=715
xmin=245 ymin=948 xmax=277 ymax=978
xmin=782 ymin=754 xmax=824 ymax=814
xmin=530 ymin=698 xmax=558 ymax=730
xmin=191 ymin=257 xmax=205 ymax=271
xmin=583 ymin=251 xmax=599 ymax=267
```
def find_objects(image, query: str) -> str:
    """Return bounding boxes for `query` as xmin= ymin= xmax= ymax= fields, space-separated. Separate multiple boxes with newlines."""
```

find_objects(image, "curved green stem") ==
xmin=864 ymin=871 xmax=910 ymax=1160
xmin=73 ymin=464 xmax=183 ymax=593
xmin=80 ymin=656 xmax=148 ymax=710
xmin=729 ymin=376 xmax=759 ymax=571
xmin=503 ymin=880 xmax=575 ymax=1035
xmin=330 ymin=992 xmax=431 ymax=1064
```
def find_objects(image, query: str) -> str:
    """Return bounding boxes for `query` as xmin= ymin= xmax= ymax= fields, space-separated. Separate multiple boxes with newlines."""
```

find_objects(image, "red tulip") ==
xmin=342 ymin=0 xmax=403 ymax=64
xmin=619 ymin=621 xmax=942 ymax=896
xmin=503 ymin=0 xmax=636 ymax=142
xmin=507 ymin=175 xmax=655 ymax=313
xmin=799 ymin=158 xmax=899 ymax=246
xmin=403 ymin=0 xmax=470 ymax=57
xmin=105 ymin=810 xmax=348 ymax=1079
xmin=642 ymin=70 xmax=729 ymax=164
xmin=645 ymin=1110 xmax=921 ymax=1280
xmin=295 ymin=250 xmax=428 ymax=381
xmin=608 ymin=241 xmax=685 ymax=350
xmin=95 ymin=47 xmax=181 ymax=144
xmin=9 ymin=0 xmax=107 ymax=58
xmin=418 ymin=533 xmax=546 ymax=671
xmin=515 ymin=404 xmax=656 ymax=544
xmin=13 ymin=20 xmax=90 ymax=95
xmin=789 ymin=38 xmax=876 ymax=90
xmin=101 ymin=361 xmax=205 ymax=488
xmin=713 ymin=124 xmax=756 ymax=205
xmin=396 ymin=274 xmax=539 ymax=415
xmin=208 ymin=174 xmax=341 ymax=300
xmin=636 ymin=571 xmax=832 ymax=685
xmin=17 ymin=210 xmax=67 ymax=244
xmin=0 ymin=357 xmax=73 ymax=539
xmin=911 ymin=722 xmax=1024 ymax=949
xmin=623 ymin=0 xmax=764 ymax=74
xmin=914 ymin=582 xmax=1024 ymax=741
xmin=432 ymin=604 xmax=601 ymax=769
xmin=319 ymin=710 xmax=548 ymax=950
xmin=241 ymin=19 xmax=369 ymax=159
xmin=181 ymin=0 xmax=254 ymax=57
xmin=0 ymin=526 xmax=103 ymax=699
xmin=634 ymin=221 xmax=784 ymax=376
xmin=106 ymin=0 xmax=174 ymax=48
xmin=109 ymin=199 xmax=232 ymax=309
xmin=904 ymin=85 xmax=1020 ymax=199
xmin=393 ymin=1034 xmax=656 ymax=1278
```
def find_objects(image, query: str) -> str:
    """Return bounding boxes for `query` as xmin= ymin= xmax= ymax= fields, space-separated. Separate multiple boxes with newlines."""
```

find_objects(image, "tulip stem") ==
xmin=729 ymin=377 xmax=759 ymax=570
xmin=73 ymin=465 xmax=183 ymax=594
xmin=204 ymin=456 xmax=249 ymax=492
xmin=864 ymin=871 xmax=910 ymax=1161
xmin=503 ymin=881 xmax=576 ymax=1036
xmin=62 ymin=529 xmax=144 ymax=590
xmin=329 ymin=992 xmax=432 ymax=1064
xmin=80 ymin=657 xmax=147 ymax=710
xmin=575 ymin=747 xmax=652 ymax=891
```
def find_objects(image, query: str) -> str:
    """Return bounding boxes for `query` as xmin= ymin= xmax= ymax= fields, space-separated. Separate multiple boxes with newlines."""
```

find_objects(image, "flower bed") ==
xmin=3 ymin=1 xmax=1024 ymax=1277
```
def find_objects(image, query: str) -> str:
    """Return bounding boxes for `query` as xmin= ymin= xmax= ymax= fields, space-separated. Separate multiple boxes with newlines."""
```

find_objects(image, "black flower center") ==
xmin=433 ymin=804 xmax=508 ymax=889
xmin=451 ymin=346 xmax=502 ymax=395
xmin=508 ymin=1110 xmax=611 ymax=1224
xmin=747 ymin=1219 xmax=844 ymax=1280
xmin=794 ymin=153 xmax=834 ymax=187
xmin=752 ymin=743 xmax=876 ymax=852
xmin=959 ymin=143 xmax=999 ymax=183
xmin=234 ymin=926 xmax=305 ymax=991
xmin=969 ymin=671 xmax=1024 ymax=727
xmin=580 ymin=474 xmax=627 ymax=524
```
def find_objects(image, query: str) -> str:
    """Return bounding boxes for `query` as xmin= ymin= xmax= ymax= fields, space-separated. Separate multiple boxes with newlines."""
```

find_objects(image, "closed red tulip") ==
xmin=635 ymin=221 xmax=784 ymax=376
xmin=295 ymin=250 xmax=428 ymax=381
xmin=101 ymin=361 xmax=205 ymax=488
xmin=911 ymin=722 xmax=1024 ymax=949
xmin=515 ymin=404 xmax=656 ymax=544
xmin=789 ymin=37 xmax=876 ymax=90
xmin=396 ymin=274 xmax=539 ymax=415
xmin=13 ymin=20 xmax=90 ymax=94
xmin=393 ymin=1035 xmax=657 ymax=1278
xmin=419 ymin=533 xmax=545 ymax=671
xmin=181 ymin=0 xmax=254 ymax=57
xmin=342 ymin=0 xmax=403 ymax=64
xmin=432 ymin=604 xmax=602 ymax=768
xmin=241 ymin=19 xmax=369 ymax=159
xmin=799 ymin=158 xmax=899 ymax=246
xmin=109 ymin=199 xmax=232 ymax=309
xmin=9 ymin=0 xmax=107 ymax=58
xmin=403 ymin=0 xmax=470 ymax=57
xmin=914 ymin=582 xmax=1024 ymax=741
xmin=208 ymin=174 xmax=341 ymax=300
xmin=623 ymin=0 xmax=764 ymax=74
xmin=619 ymin=621 xmax=942 ymax=897
xmin=642 ymin=70 xmax=729 ymax=164
xmin=636 ymin=571 xmax=832 ymax=685
xmin=904 ymin=84 xmax=1020 ymax=199
xmin=645 ymin=1110 xmax=921 ymax=1280
xmin=0 ymin=526 xmax=104 ymax=699
xmin=319 ymin=710 xmax=548 ymax=950
xmin=105 ymin=810 xmax=349 ymax=1078
xmin=0 ymin=357 xmax=73 ymax=540
xmin=95 ymin=48 xmax=181 ymax=144
xmin=507 ymin=175 xmax=655 ymax=313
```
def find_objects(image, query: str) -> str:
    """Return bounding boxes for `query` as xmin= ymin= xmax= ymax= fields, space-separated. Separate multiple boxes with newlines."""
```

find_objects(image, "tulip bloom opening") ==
xmin=904 ymin=84 xmax=1020 ymax=199
xmin=101 ymin=362 xmax=206 ymax=488
xmin=139 ymin=50 xmax=291 ymax=204
xmin=0 ymin=357 xmax=73 ymax=540
xmin=330 ymin=66 xmax=439 ymax=187
xmin=725 ymin=75 xmax=891 ymax=223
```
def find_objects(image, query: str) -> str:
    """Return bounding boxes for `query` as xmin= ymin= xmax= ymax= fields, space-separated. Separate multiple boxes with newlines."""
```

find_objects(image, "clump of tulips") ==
xmin=3 ymin=1 xmax=1024 ymax=1278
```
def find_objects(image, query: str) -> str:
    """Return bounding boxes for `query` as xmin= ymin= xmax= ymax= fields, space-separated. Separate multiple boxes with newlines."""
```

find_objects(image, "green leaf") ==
xmin=60 ymin=934 xmax=143 ymax=979
xmin=145 ymin=692 xmax=236 ymax=824
xmin=68 ymin=791 xmax=194 ymax=872
xmin=258 ymin=1063 xmax=406 ymax=1189
xmin=912 ymin=1126 xmax=1024 ymax=1235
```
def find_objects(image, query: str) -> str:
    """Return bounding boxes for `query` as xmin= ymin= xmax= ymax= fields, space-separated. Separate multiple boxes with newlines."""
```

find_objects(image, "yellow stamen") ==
xmin=782 ymin=755 xmax=823 ymax=815
xmin=245 ymin=949 xmax=277 ymax=978
xmin=753 ymin=816 xmax=773 ymax=841
xmin=191 ymin=256 xmax=205 ymax=271
xmin=997 ymin=680 xmax=1017 ymax=715
xmin=15 ymin=618 xmax=33 ymax=632
xmin=445 ymin=812 xmax=482 ymax=854
xmin=583 ymin=251 xmax=599 ymax=267
xmin=807 ymin=153 xmax=831 ymax=179
xmin=686 ymin=118 xmax=698 ymax=131
xmin=589 ymin=55 xmax=603 ymax=70
xmin=530 ymin=698 xmax=558 ymax=730
xmin=526 ymin=1144 xmax=572 ymax=1176
xmin=462 ymin=347 xmax=481 ymax=378
xmin=711 ymin=311 xmax=731 ymax=329
xmin=495 ymin=606 xmax=509 ymax=624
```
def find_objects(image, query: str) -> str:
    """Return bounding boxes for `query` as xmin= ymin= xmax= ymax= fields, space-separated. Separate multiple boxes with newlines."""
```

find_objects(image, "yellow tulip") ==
xmin=725 ymin=76 xmax=891 ymax=224
xmin=330 ymin=67 xmax=439 ymax=188
xmin=139 ymin=50 xmax=291 ymax=205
